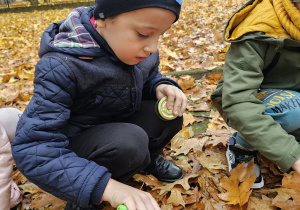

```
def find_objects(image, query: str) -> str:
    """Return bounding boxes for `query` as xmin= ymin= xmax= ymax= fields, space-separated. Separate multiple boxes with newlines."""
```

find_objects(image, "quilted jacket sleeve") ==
xmin=11 ymin=57 xmax=111 ymax=207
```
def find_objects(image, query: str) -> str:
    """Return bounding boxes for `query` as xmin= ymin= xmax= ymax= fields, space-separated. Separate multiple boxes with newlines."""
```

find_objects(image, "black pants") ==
xmin=67 ymin=100 xmax=183 ymax=182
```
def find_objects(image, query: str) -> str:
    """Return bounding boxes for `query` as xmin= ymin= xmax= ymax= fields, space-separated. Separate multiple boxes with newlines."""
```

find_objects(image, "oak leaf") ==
xmin=167 ymin=187 xmax=185 ymax=207
xmin=132 ymin=174 xmax=163 ymax=188
xmin=173 ymin=137 xmax=208 ymax=155
xmin=196 ymin=149 xmax=227 ymax=174
xmin=154 ymin=174 xmax=199 ymax=197
xmin=247 ymin=195 xmax=275 ymax=210
xmin=273 ymin=172 xmax=300 ymax=209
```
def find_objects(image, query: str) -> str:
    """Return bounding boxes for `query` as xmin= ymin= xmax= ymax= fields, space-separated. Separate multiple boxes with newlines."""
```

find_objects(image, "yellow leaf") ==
xmin=217 ymin=159 xmax=256 ymax=206
xmin=8 ymin=77 xmax=17 ymax=83
xmin=163 ymin=48 xmax=178 ymax=59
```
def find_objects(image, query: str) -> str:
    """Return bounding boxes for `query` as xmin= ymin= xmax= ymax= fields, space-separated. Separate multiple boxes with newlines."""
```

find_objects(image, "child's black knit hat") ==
xmin=94 ymin=0 xmax=182 ymax=22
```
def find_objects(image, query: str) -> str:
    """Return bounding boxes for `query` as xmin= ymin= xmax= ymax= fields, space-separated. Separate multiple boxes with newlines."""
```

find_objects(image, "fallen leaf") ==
xmin=173 ymin=137 xmax=208 ymax=155
xmin=217 ymin=159 xmax=256 ymax=206
xmin=196 ymin=149 xmax=227 ymax=174
xmin=183 ymin=112 xmax=196 ymax=126
xmin=167 ymin=187 xmax=185 ymax=207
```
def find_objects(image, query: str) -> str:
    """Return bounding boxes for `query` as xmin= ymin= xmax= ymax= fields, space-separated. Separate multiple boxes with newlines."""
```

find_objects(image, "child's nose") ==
xmin=144 ymin=40 xmax=158 ymax=54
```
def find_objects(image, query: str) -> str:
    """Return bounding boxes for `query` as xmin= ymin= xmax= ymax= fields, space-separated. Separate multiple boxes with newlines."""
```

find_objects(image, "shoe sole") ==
xmin=158 ymin=172 xmax=184 ymax=183
xmin=225 ymin=145 xmax=264 ymax=189
xmin=226 ymin=145 xmax=233 ymax=172
xmin=252 ymin=178 xmax=264 ymax=189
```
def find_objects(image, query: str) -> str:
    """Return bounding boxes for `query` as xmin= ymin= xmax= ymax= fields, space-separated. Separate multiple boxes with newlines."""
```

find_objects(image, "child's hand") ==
xmin=102 ymin=179 xmax=160 ymax=210
xmin=156 ymin=84 xmax=187 ymax=117
xmin=292 ymin=157 xmax=300 ymax=175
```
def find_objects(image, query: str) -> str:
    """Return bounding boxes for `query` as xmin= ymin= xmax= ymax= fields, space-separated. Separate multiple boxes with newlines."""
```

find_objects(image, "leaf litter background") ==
xmin=1 ymin=0 xmax=300 ymax=209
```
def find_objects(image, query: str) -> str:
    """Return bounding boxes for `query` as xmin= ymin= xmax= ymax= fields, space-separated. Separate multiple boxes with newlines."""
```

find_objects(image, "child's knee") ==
xmin=261 ymin=89 xmax=300 ymax=133
xmin=115 ymin=134 xmax=149 ymax=161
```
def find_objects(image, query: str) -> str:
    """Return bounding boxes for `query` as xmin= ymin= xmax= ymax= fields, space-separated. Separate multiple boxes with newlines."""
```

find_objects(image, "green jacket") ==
xmin=211 ymin=0 xmax=300 ymax=171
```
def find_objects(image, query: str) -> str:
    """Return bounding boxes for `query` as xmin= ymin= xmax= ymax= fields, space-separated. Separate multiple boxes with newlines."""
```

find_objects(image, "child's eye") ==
xmin=138 ymin=32 xmax=149 ymax=38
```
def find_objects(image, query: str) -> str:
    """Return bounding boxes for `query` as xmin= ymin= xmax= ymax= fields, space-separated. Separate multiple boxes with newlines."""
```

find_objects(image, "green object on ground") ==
xmin=117 ymin=204 xmax=128 ymax=210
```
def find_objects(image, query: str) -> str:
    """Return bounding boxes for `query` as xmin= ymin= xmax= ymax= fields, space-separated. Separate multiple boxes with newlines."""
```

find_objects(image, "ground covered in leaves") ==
xmin=1 ymin=0 xmax=300 ymax=209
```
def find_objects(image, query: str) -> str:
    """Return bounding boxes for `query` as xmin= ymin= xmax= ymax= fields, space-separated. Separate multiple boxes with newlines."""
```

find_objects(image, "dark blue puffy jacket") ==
xmin=12 ymin=7 xmax=181 ymax=207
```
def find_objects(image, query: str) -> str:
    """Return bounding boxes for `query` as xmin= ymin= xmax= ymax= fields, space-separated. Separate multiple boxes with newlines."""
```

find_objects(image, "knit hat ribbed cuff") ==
xmin=94 ymin=0 xmax=182 ymax=22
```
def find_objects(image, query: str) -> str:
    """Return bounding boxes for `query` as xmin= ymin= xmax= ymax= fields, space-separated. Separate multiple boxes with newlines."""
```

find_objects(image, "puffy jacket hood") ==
xmin=224 ymin=0 xmax=291 ymax=41
xmin=38 ymin=7 xmax=107 ymax=58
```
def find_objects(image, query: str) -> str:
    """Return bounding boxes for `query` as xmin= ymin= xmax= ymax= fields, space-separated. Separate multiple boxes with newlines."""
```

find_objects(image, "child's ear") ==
xmin=96 ymin=19 xmax=106 ymax=28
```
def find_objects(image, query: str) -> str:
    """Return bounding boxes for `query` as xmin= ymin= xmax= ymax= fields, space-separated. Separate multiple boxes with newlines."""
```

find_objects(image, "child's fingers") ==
xmin=179 ymin=96 xmax=188 ymax=116
xmin=170 ymin=89 xmax=187 ymax=116
xmin=166 ymin=91 xmax=176 ymax=110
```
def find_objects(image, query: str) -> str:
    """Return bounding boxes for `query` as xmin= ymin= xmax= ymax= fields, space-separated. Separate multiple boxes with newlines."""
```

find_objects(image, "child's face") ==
xmin=96 ymin=8 xmax=176 ymax=65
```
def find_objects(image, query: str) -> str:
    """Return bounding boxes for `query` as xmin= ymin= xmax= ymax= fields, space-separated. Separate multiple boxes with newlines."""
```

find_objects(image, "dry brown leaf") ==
xmin=183 ymin=186 xmax=200 ymax=205
xmin=133 ymin=174 xmax=163 ymax=188
xmin=160 ymin=204 xmax=174 ymax=210
xmin=18 ymin=182 xmax=66 ymax=209
xmin=183 ymin=112 xmax=196 ymax=126
xmin=166 ymin=187 xmax=185 ymax=207
xmin=196 ymin=149 xmax=227 ymax=174
xmin=0 ymin=84 xmax=19 ymax=103
xmin=217 ymin=159 xmax=256 ymax=206
xmin=175 ymin=159 xmax=193 ymax=173
xmin=205 ymin=126 xmax=233 ymax=147
xmin=282 ymin=171 xmax=300 ymax=190
xmin=30 ymin=191 xmax=67 ymax=209
xmin=187 ymin=101 xmax=210 ymax=112
xmin=247 ymin=195 xmax=275 ymax=210
xmin=154 ymin=174 xmax=199 ymax=197
xmin=170 ymin=131 xmax=188 ymax=151
xmin=177 ymin=75 xmax=195 ymax=91
xmin=272 ymin=172 xmax=300 ymax=209
xmin=274 ymin=198 xmax=300 ymax=210
xmin=173 ymin=137 xmax=208 ymax=155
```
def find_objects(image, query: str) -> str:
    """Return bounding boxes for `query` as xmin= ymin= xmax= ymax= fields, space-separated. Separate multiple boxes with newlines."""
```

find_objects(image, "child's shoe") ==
xmin=144 ymin=155 xmax=183 ymax=182
xmin=10 ymin=181 xmax=22 ymax=208
xmin=226 ymin=133 xmax=264 ymax=189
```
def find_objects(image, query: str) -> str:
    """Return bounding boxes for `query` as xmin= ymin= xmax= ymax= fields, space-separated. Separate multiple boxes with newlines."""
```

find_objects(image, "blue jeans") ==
xmin=236 ymin=89 xmax=300 ymax=149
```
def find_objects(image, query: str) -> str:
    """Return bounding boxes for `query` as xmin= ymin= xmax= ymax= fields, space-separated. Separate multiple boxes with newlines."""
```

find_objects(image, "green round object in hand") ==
xmin=117 ymin=205 xmax=128 ymax=210
xmin=155 ymin=96 xmax=177 ymax=120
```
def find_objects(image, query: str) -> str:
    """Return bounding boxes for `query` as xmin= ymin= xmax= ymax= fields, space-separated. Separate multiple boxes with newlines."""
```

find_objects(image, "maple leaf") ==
xmin=217 ymin=159 xmax=256 ymax=206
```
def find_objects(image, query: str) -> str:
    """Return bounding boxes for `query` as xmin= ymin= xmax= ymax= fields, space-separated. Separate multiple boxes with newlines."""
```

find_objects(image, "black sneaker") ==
xmin=144 ymin=155 xmax=183 ymax=182
xmin=226 ymin=133 xmax=264 ymax=189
